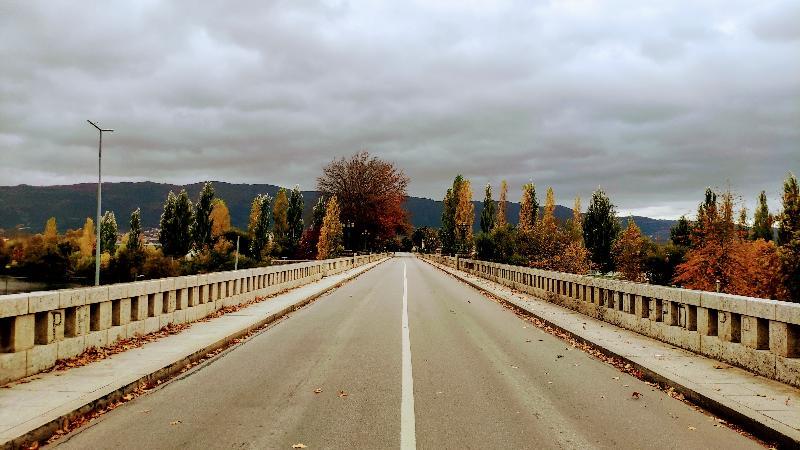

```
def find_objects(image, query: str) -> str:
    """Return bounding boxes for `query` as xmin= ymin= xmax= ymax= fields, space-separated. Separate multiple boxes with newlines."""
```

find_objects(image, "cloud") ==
xmin=0 ymin=0 xmax=797 ymax=219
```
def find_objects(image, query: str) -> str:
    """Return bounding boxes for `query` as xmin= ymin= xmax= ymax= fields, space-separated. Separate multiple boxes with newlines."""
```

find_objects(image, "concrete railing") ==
xmin=420 ymin=254 xmax=800 ymax=388
xmin=0 ymin=254 xmax=388 ymax=384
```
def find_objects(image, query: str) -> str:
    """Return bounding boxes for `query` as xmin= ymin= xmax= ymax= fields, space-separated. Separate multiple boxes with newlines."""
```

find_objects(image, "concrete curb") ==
xmin=2 ymin=258 xmax=390 ymax=450
xmin=422 ymin=258 xmax=799 ymax=449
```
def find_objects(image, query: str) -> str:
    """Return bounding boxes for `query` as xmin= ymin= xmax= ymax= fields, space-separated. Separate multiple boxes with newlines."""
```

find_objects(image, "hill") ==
xmin=0 ymin=182 xmax=676 ymax=241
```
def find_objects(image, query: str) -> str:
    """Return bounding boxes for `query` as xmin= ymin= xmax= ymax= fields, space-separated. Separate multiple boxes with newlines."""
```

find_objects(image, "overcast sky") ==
xmin=0 ymin=1 xmax=797 ymax=219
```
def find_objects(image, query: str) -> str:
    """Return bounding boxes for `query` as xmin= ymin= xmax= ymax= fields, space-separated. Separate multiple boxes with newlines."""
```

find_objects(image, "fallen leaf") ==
xmin=292 ymin=444 xmax=308 ymax=449
xmin=688 ymin=426 xmax=696 ymax=431
xmin=631 ymin=392 xmax=642 ymax=399
xmin=338 ymin=391 xmax=348 ymax=398
xmin=314 ymin=388 xmax=323 ymax=394
xmin=511 ymin=365 xmax=519 ymax=369
xmin=139 ymin=409 xmax=151 ymax=414
xmin=556 ymin=355 xmax=564 ymax=359
xmin=170 ymin=420 xmax=182 ymax=425
xmin=123 ymin=394 xmax=134 ymax=401
xmin=612 ymin=377 xmax=619 ymax=380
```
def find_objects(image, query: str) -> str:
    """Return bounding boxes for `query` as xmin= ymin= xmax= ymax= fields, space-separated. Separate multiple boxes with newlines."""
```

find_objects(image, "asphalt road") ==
xmin=55 ymin=255 xmax=761 ymax=449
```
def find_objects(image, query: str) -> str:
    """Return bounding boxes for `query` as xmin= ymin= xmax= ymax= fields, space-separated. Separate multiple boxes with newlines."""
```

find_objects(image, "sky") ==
xmin=0 ymin=1 xmax=797 ymax=220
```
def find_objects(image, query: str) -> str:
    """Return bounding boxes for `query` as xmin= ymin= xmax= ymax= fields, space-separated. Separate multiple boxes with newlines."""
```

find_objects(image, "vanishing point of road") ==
xmin=54 ymin=255 xmax=760 ymax=449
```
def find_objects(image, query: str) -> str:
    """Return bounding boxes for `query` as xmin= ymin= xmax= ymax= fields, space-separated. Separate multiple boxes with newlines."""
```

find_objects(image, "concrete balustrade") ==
xmin=0 ymin=254 xmax=387 ymax=384
xmin=421 ymin=254 xmax=800 ymax=388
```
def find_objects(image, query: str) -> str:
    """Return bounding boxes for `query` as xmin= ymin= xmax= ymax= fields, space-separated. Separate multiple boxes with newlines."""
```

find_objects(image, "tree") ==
xmin=100 ymin=211 xmax=118 ymax=254
xmin=210 ymin=199 xmax=231 ymax=239
xmin=297 ymin=196 xmax=327 ymax=259
xmin=454 ymin=178 xmax=474 ymax=254
xmin=248 ymin=195 xmax=262 ymax=238
xmin=249 ymin=194 xmax=272 ymax=261
xmin=317 ymin=196 xmax=343 ymax=259
xmin=496 ymin=180 xmax=508 ymax=228
xmin=193 ymin=182 xmax=215 ymax=249
xmin=317 ymin=152 xmax=409 ymax=250
xmin=440 ymin=176 xmax=464 ymax=255
xmin=480 ymin=183 xmax=496 ymax=234
xmin=43 ymin=217 xmax=58 ymax=248
xmin=751 ymin=191 xmax=773 ymax=242
xmin=613 ymin=218 xmax=647 ymax=282
xmin=518 ymin=183 xmax=539 ymax=233
xmin=287 ymin=185 xmax=305 ymax=255
xmin=778 ymin=173 xmax=800 ymax=301
xmin=159 ymin=190 xmax=194 ymax=257
xmin=670 ymin=216 xmax=692 ymax=247
xmin=78 ymin=218 xmax=95 ymax=258
xmin=127 ymin=208 xmax=143 ymax=252
xmin=272 ymin=188 xmax=289 ymax=254
xmin=583 ymin=188 xmax=620 ymax=273
xmin=525 ymin=187 xmax=591 ymax=274
xmin=567 ymin=196 xmax=583 ymax=243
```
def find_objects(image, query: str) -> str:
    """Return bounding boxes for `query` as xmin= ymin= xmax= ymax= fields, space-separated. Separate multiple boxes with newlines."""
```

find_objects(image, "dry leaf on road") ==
xmin=170 ymin=420 xmax=181 ymax=425
xmin=292 ymin=444 xmax=308 ymax=449
xmin=631 ymin=392 xmax=641 ymax=399
xmin=338 ymin=390 xmax=348 ymax=398
xmin=314 ymin=388 xmax=323 ymax=394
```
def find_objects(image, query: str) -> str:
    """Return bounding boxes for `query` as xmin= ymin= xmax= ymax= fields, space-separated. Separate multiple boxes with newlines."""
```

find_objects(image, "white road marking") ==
xmin=401 ymin=261 xmax=417 ymax=450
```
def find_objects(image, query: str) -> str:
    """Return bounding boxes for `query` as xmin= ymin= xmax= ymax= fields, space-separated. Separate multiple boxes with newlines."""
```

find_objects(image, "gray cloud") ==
xmin=0 ymin=0 xmax=798 ymax=219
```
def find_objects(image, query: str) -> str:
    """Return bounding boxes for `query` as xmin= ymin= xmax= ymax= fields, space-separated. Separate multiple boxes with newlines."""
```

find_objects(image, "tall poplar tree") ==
xmin=159 ymin=190 xmax=193 ymax=257
xmin=287 ymin=185 xmax=305 ymax=255
xmin=752 ymin=191 xmax=773 ymax=241
xmin=496 ymin=180 xmax=508 ymax=228
xmin=440 ymin=175 xmax=463 ymax=255
xmin=317 ymin=196 xmax=343 ymax=259
xmin=272 ymin=188 xmax=289 ymax=254
xmin=454 ymin=178 xmax=474 ymax=254
xmin=480 ymin=183 xmax=496 ymax=234
xmin=583 ymin=188 xmax=621 ymax=273
xmin=100 ymin=211 xmax=118 ymax=254
xmin=127 ymin=208 xmax=143 ymax=252
xmin=518 ymin=183 xmax=539 ymax=232
xmin=778 ymin=173 xmax=800 ymax=302
xmin=249 ymin=194 xmax=272 ymax=261
xmin=192 ymin=182 xmax=215 ymax=249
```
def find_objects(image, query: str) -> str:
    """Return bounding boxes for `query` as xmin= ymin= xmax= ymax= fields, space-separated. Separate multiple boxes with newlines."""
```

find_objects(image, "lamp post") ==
xmin=87 ymin=120 xmax=113 ymax=286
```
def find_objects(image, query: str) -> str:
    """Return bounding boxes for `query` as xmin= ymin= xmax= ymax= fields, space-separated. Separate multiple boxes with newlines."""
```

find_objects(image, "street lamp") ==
xmin=87 ymin=120 xmax=113 ymax=286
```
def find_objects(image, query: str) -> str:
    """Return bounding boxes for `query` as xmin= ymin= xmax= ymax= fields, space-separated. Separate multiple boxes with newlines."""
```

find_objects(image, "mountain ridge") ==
xmin=0 ymin=182 xmax=676 ymax=241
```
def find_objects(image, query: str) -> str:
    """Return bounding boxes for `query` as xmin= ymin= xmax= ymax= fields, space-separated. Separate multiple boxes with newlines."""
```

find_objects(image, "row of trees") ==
xmin=435 ymin=173 xmax=800 ymax=302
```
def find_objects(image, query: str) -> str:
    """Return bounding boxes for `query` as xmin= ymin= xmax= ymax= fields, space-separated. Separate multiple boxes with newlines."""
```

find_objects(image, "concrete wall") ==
xmin=0 ymin=254 xmax=387 ymax=384
xmin=421 ymin=254 xmax=800 ymax=388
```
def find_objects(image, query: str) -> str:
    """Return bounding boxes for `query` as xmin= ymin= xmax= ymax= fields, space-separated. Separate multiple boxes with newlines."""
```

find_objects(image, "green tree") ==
xmin=480 ymin=183 xmax=496 ymax=234
xmin=778 ymin=173 xmax=800 ymax=301
xmin=583 ymin=188 xmax=621 ymax=273
xmin=670 ymin=216 xmax=692 ymax=247
xmin=159 ymin=190 xmax=194 ymax=257
xmin=518 ymin=182 xmax=539 ymax=232
xmin=751 ymin=190 xmax=773 ymax=241
xmin=127 ymin=208 xmax=143 ymax=252
xmin=440 ymin=175 xmax=464 ymax=255
xmin=249 ymin=194 xmax=272 ymax=261
xmin=287 ymin=185 xmax=305 ymax=255
xmin=454 ymin=178 xmax=474 ymax=254
xmin=192 ymin=181 xmax=215 ymax=249
xmin=100 ymin=211 xmax=118 ymax=254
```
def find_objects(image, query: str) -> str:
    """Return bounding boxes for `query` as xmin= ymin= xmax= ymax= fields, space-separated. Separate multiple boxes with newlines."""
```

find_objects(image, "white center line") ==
xmin=401 ymin=261 xmax=417 ymax=450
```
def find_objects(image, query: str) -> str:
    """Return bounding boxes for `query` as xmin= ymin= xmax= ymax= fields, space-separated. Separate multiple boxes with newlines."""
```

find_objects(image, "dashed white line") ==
xmin=401 ymin=261 xmax=417 ymax=449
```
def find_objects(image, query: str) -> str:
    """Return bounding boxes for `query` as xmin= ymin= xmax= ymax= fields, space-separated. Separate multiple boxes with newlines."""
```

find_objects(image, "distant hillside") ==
xmin=0 ymin=182 xmax=676 ymax=241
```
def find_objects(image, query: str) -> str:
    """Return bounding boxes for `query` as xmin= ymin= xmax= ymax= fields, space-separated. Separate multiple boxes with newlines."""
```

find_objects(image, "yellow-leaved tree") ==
xmin=454 ymin=178 xmax=474 ymax=254
xmin=496 ymin=180 xmax=508 ymax=229
xmin=613 ymin=218 xmax=647 ymax=282
xmin=210 ymin=199 xmax=231 ymax=239
xmin=317 ymin=196 xmax=343 ymax=260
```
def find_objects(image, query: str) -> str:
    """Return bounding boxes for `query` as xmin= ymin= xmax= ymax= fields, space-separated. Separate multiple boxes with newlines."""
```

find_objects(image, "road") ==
xmin=55 ymin=255 xmax=760 ymax=449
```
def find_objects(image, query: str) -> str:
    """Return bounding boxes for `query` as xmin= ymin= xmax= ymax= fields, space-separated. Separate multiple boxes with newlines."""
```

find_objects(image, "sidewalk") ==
xmin=426 ymin=259 xmax=800 ymax=447
xmin=0 ymin=258 xmax=388 ymax=449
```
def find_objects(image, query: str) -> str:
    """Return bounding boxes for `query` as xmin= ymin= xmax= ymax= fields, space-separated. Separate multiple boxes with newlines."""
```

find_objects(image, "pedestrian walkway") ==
xmin=0 ymin=259 xmax=387 ymax=448
xmin=428 ymin=260 xmax=800 ymax=445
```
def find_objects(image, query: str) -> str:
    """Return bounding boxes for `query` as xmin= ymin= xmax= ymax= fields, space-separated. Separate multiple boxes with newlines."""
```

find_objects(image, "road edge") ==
xmin=3 ymin=257 xmax=391 ymax=450
xmin=420 ymin=256 xmax=798 ymax=449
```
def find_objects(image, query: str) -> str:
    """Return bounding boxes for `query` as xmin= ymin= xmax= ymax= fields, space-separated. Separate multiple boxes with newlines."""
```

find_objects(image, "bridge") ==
xmin=0 ymin=254 xmax=798 ymax=448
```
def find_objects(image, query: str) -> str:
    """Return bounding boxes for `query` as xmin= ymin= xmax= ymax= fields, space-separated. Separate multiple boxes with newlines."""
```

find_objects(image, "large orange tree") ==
xmin=317 ymin=152 xmax=410 ymax=251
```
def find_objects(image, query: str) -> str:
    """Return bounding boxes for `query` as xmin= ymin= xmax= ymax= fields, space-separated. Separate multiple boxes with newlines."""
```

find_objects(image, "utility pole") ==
xmin=87 ymin=120 xmax=113 ymax=286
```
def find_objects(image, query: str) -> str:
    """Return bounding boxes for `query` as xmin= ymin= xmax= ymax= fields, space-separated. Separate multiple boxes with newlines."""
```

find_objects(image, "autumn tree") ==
xmin=440 ymin=176 xmax=463 ymax=255
xmin=249 ymin=194 xmax=272 ymax=261
xmin=454 ymin=178 xmax=474 ymax=254
xmin=192 ymin=182 xmax=215 ymax=249
xmin=480 ymin=183 xmax=496 ymax=234
xmin=778 ymin=173 xmax=800 ymax=301
xmin=78 ymin=218 xmax=95 ymax=258
xmin=583 ymin=188 xmax=620 ymax=273
xmin=287 ymin=185 xmax=305 ymax=255
xmin=271 ymin=188 xmax=290 ymax=255
xmin=159 ymin=190 xmax=194 ymax=257
xmin=210 ymin=198 xmax=231 ymax=240
xmin=297 ymin=196 xmax=327 ymax=259
xmin=567 ymin=196 xmax=583 ymax=243
xmin=317 ymin=152 xmax=409 ymax=251
xmin=525 ymin=187 xmax=591 ymax=274
xmin=317 ymin=196 xmax=343 ymax=259
xmin=496 ymin=180 xmax=508 ymax=228
xmin=248 ymin=195 xmax=262 ymax=238
xmin=518 ymin=183 xmax=539 ymax=233
xmin=43 ymin=217 xmax=58 ymax=248
xmin=100 ymin=211 xmax=118 ymax=254
xmin=613 ymin=218 xmax=647 ymax=282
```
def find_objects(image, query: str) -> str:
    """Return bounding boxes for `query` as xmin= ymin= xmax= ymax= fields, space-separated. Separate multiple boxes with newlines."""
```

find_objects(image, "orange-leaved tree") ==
xmin=613 ymin=218 xmax=647 ymax=282
xmin=317 ymin=196 xmax=343 ymax=260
